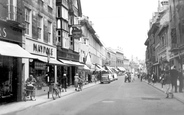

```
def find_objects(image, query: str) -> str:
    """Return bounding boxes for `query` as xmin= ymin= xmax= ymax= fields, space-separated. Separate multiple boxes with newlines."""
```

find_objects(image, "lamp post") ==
xmin=47 ymin=52 xmax=50 ymax=99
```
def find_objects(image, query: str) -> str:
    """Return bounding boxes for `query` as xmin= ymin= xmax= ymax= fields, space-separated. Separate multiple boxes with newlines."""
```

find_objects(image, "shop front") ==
xmin=57 ymin=48 xmax=82 ymax=86
xmin=25 ymin=39 xmax=64 ymax=96
xmin=0 ymin=20 xmax=35 ymax=104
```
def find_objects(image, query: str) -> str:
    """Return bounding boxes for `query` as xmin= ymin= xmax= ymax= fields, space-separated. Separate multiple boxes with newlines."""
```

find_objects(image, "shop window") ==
xmin=0 ymin=56 xmax=17 ymax=103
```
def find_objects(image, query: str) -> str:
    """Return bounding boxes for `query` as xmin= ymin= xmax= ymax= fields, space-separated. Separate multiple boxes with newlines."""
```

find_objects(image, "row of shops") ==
xmin=0 ymin=19 xmax=101 ymax=104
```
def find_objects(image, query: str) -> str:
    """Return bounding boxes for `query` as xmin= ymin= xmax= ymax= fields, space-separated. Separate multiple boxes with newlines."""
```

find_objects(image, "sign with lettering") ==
xmin=26 ymin=39 xmax=57 ymax=58
xmin=72 ymin=27 xmax=82 ymax=39
xmin=0 ymin=20 xmax=22 ymax=42
xmin=57 ymin=49 xmax=79 ymax=62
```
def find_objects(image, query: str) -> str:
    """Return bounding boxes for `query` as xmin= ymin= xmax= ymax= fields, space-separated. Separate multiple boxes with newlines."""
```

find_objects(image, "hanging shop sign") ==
xmin=72 ymin=27 xmax=82 ymax=39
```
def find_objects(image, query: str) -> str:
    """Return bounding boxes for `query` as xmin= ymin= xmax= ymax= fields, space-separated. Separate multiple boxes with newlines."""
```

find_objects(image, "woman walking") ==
xmin=74 ymin=73 xmax=79 ymax=91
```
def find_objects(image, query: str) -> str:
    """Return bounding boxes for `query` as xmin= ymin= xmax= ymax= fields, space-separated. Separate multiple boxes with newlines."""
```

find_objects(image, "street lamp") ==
xmin=47 ymin=52 xmax=50 ymax=99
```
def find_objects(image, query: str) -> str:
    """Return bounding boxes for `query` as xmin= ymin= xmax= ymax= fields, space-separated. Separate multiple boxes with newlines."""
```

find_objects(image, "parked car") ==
xmin=100 ymin=71 xmax=113 ymax=84
xmin=113 ymin=72 xmax=118 ymax=80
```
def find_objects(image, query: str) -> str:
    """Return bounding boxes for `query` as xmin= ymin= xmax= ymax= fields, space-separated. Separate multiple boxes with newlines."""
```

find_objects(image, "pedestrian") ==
xmin=26 ymin=74 xmax=36 ymax=100
xmin=164 ymin=65 xmax=173 ymax=98
xmin=170 ymin=65 xmax=178 ymax=93
xmin=152 ymin=72 xmax=157 ymax=85
xmin=178 ymin=68 xmax=183 ymax=93
xmin=160 ymin=71 xmax=165 ymax=88
xmin=148 ymin=73 xmax=152 ymax=84
xmin=74 ymin=73 xmax=79 ymax=91
xmin=61 ymin=73 xmax=67 ymax=92
xmin=78 ymin=72 xmax=83 ymax=91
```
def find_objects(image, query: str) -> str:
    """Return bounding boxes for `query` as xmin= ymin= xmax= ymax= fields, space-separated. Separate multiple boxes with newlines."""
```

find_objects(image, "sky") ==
xmin=81 ymin=0 xmax=159 ymax=60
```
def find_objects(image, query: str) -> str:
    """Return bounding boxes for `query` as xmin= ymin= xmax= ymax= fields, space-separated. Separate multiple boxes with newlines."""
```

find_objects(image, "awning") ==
xmin=95 ymin=64 xmax=106 ymax=71
xmin=78 ymin=64 xmax=90 ymax=70
xmin=34 ymin=56 xmax=66 ymax=65
xmin=117 ymin=67 xmax=126 ymax=71
xmin=59 ymin=59 xmax=83 ymax=66
xmin=0 ymin=41 xmax=36 ymax=59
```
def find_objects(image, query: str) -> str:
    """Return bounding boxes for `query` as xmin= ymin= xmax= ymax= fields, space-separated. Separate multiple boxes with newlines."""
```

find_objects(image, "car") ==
xmin=100 ymin=71 xmax=113 ymax=84
xmin=113 ymin=73 xmax=118 ymax=80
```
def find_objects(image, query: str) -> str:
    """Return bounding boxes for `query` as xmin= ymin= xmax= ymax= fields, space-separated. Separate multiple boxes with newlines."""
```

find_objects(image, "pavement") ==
xmin=0 ymin=82 xmax=100 ymax=115
xmin=143 ymin=79 xmax=184 ymax=104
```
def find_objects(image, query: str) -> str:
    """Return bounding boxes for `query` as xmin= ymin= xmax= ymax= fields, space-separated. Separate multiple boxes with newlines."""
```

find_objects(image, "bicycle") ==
xmin=52 ymin=83 xmax=61 ymax=100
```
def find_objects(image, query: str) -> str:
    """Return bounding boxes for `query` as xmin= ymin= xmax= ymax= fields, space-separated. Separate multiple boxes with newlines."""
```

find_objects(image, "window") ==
xmin=8 ymin=0 xmax=17 ymax=20
xmin=74 ymin=16 xmax=79 ymax=24
xmin=25 ymin=8 xmax=31 ymax=35
xmin=57 ymin=6 xmax=61 ymax=17
xmin=62 ymin=7 xmax=68 ymax=20
xmin=57 ymin=30 xmax=61 ymax=42
xmin=73 ymin=0 xmax=78 ymax=8
xmin=62 ymin=20 xmax=68 ymax=31
xmin=48 ymin=0 xmax=52 ymax=8
xmin=48 ymin=21 xmax=52 ymax=44
xmin=62 ymin=31 xmax=69 ymax=49
xmin=57 ymin=19 xmax=61 ymax=29
xmin=37 ymin=15 xmax=43 ymax=39
xmin=62 ymin=0 xmax=68 ymax=8
xmin=84 ymin=39 xmax=87 ymax=44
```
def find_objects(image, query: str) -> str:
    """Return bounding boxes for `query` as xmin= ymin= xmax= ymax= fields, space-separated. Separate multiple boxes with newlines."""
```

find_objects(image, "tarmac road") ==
xmin=5 ymin=76 xmax=184 ymax=115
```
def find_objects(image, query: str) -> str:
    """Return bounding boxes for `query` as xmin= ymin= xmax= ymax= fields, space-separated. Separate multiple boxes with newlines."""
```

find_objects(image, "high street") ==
xmin=4 ymin=76 xmax=184 ymax=115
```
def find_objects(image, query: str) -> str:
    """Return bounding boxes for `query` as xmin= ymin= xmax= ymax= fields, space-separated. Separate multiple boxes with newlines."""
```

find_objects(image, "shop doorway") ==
xmin=0 ymin=56 xmax=19 ymax=104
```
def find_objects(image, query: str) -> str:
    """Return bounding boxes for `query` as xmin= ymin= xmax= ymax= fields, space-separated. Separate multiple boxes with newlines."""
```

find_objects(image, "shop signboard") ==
xmin=0 ymin=20 xmax=22 ymax=42
xmin=72 ymin=27 xmax=82 ymax=39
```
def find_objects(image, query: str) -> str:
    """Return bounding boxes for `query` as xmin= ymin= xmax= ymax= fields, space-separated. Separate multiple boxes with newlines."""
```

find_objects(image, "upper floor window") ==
xmin=62 ymin=0 xmax=68 ymax=8
xmin=25 ymin=8 xmax=31 ymax=35
xmin=48 ymin=21 xmax=52 ymax=44
xmin=57 ymin=30 xmax=61 ymax=43
xmin=37 ymin=15 xmax=43 ymax=39
xmin=8 ymin=0 xmax=17 ymax=21
xmin=62 ymin=20 xmax=68 ymax=31
xmin=48 ymin=0 xmax=52 ymax=8
xmin=57 ymin=19 xmax=61 ymax=29
xmin=57 ymin=6 xmax=61 ymax=17
xmin=62 ymin=31 xmax=69 ymax=49
xmin=74 ymin=16 xmax=79 ymax=24
xmin=73 ymin=0 xmax=78 ymax=8
xmin=62 ymin=7 xmax=68 ymax=20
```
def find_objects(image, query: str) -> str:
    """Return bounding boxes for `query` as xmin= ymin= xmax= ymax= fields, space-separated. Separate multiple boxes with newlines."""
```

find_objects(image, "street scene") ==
xmin=1 ymin=76 xmax=184 ymax=115
xmin=1 ymin=0 xmax=184 ymax=115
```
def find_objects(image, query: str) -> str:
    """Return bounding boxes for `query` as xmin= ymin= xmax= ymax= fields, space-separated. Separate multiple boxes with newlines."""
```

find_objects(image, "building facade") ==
xmin=105 ymin=47 xmax=116 ymax=67
xmin=116 ymin=49 xmax=124 ymax=68
xmin=56 ymin=0 xmax=83 ymax=86
xmin=80 ymin=16 xmax=105 ymax=71
xmin=0 ymin=0 xmax=36 ymax=103
xmin=22 ymin=0 xmax=66 ymax=96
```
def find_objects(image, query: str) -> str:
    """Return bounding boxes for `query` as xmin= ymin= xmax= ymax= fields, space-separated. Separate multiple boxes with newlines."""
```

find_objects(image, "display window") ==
xmin=29 ymin=60 xmax=55 ymax=89
xmin=0 ymin=56 xmax=18 ymax=103
xmin=29 ymin=61 xmax=47 ymax=89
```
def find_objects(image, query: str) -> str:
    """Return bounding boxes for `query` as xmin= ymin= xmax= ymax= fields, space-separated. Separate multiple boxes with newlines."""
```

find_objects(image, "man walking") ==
xmin=170 ymin=66 xmax=178 ymax=93
xmin=178 ymin=69 xmax=183 ymax=93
